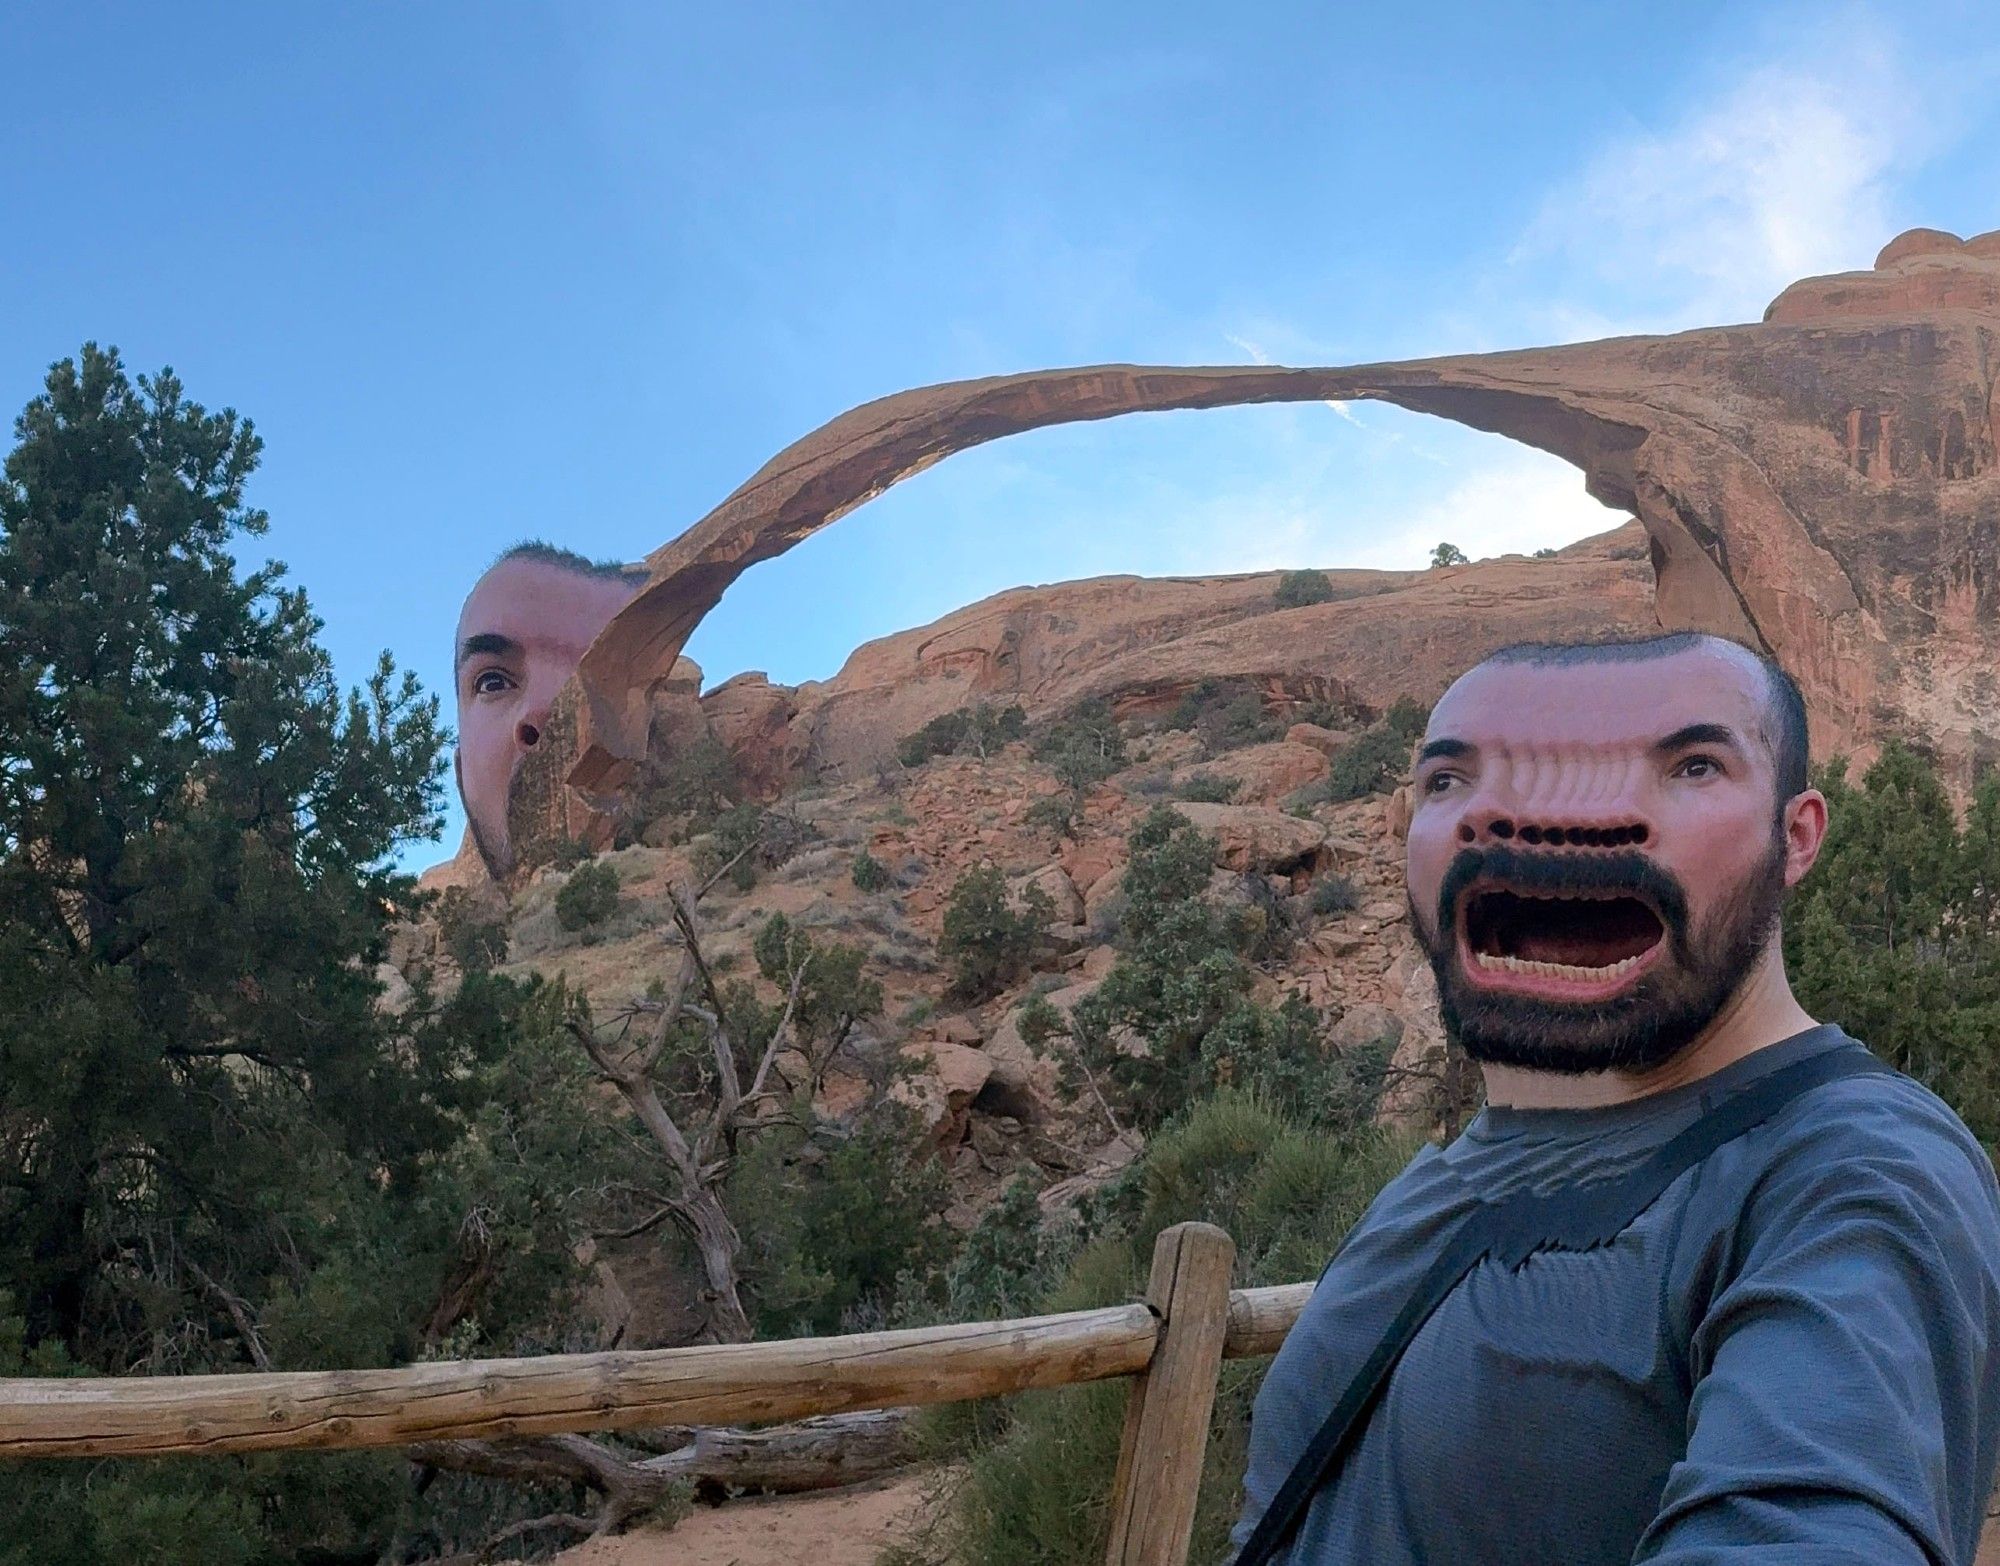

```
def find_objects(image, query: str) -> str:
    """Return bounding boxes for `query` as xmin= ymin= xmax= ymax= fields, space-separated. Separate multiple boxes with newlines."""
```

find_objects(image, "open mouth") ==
xmin=1458 ymin=885 xmax=1667 ymax=996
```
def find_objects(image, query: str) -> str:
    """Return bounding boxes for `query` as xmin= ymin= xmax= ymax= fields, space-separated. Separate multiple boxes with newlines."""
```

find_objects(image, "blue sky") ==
xmin=3 ymin=2 xmax=1997 ymax=865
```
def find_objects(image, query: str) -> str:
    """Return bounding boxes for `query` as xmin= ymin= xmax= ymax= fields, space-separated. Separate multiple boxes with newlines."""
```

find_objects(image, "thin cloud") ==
xmin=1512 ymin=27 xmax=1930 ymax=332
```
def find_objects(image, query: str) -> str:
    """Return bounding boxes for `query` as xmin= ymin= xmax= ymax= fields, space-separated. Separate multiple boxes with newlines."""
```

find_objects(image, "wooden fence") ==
xmin=0 ymin=1224 xmax=1301 ymax=1566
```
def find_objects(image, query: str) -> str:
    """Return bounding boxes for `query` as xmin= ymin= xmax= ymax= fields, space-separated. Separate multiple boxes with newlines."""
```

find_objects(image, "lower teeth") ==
xmin=1475 ymin=952 xmax=1642 ymax=981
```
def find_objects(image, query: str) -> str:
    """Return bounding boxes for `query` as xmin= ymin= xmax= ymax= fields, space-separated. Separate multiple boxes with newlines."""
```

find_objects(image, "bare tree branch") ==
xmin=182 ymin=1256 xmax=271 ymax=1371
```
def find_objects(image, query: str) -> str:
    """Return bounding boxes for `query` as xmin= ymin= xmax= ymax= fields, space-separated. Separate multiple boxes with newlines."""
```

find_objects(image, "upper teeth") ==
xmin=1475 ymin=952 xmax=1644 ymax=981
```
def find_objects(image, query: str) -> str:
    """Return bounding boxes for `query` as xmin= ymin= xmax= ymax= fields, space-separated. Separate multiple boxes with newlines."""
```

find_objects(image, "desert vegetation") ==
xmin=6 ymin=343 xmax=1999 ymax=1566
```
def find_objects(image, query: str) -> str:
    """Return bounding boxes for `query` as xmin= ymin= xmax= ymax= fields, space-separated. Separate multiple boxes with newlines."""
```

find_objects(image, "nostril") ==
xmin=518 ymin=723 xmax=541 ymax=748
xmin=1520 ymin=825 xmax=1543 ymax=845
xmin=1581 ymin=828 xmax=1603 ymax=846
xmin=1630 ymin=823 xmax=1648 ymax=844
xmin=1491 ymin=821 xmax=1515 ymax=839
xmin=1458 ymin=823 xmax=1475 ymax=843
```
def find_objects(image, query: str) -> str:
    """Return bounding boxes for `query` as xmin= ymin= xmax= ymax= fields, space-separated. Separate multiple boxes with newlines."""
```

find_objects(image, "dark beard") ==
xmin=1411 ymin=833 xmax=1790 ymax=1076
xmin=457 ymin=752 xmax=515 ymax=882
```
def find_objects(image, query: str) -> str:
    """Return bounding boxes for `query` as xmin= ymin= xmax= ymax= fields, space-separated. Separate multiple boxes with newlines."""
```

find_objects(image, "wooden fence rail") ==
xmin=0 ymin=1227 xmax=1312 ymax=1566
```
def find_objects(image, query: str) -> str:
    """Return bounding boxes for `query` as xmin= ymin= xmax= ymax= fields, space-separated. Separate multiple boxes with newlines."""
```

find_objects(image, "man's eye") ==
xmin=1674 ymin=754 xmax=1722 ymax=779
xmin=472 ymin=670 xmax=514 ymax=696
xmin=1422 ymin=771 xmax=1459 ymax=795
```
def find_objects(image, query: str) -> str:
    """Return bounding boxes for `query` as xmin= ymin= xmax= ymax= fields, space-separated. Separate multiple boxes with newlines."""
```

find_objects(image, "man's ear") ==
xmin=1780 ymin=787 xmax=1829 ymax=888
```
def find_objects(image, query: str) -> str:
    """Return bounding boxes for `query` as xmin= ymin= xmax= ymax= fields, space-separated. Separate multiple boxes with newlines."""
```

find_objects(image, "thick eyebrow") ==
xmin=1650 ymin=721 xmax=1747 ymax=758
xmin=455 ymin=631 xmax=522 ymax=673
xmin=1414 ymin=737 xmax=1474 ymax=768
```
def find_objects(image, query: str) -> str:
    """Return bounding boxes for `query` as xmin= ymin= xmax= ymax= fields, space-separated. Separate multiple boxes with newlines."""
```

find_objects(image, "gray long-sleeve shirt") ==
xmin=1232 ymin=1025 xmax=2000 ymax=1564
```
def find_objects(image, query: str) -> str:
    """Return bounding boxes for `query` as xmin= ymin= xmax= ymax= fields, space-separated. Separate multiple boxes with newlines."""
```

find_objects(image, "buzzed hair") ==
xmin=1477 ymin=632 xmax=1809 ymax=804
xmin=494 ymin=539 xmax=649 ymax=587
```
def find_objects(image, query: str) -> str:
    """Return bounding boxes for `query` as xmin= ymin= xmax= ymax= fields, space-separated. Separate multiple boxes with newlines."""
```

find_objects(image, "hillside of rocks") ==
xmin=411 ymin=539 xmax=1552 ymax=1338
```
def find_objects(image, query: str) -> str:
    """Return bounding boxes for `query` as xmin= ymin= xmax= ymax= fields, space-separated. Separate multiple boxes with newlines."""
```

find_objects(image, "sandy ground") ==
xmin=547 ymin=1475 xmax=2000 ymax=1566
xmin=551 ymin=1470 xmax=935 ymax=1566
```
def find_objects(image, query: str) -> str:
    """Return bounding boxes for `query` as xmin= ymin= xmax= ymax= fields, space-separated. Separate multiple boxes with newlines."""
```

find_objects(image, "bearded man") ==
xmin=1231 ymin=633 xmax=2000 ymax=1564
xmin=453 ymin=541 xmax=646 ymax=879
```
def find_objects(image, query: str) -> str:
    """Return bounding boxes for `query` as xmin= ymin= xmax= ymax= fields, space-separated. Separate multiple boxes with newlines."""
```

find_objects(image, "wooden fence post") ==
xmin=1103 ymin=1221 xmax=1237 ymax=1566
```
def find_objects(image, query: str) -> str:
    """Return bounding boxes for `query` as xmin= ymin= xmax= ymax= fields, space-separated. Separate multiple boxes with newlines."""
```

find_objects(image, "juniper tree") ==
xmin=0 ymin=347 xmax=612 ymax=1560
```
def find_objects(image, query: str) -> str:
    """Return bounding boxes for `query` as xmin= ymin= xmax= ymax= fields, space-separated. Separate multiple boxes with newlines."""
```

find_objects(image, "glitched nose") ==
xmin=1461 ymin=814 xmax=1652 ymax=848
xmin=1458 ymin=754 xmax=1654 ymax=847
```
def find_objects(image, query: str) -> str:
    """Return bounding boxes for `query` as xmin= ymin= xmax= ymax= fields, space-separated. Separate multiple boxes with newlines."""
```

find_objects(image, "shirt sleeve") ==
xmin=1634 ymin=1102 xmax=2000 ymax=1565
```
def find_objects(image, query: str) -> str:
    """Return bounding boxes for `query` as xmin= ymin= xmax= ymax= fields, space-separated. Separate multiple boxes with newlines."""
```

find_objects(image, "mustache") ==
xmin=1435 ymin=843 xmax=1690 ymax=938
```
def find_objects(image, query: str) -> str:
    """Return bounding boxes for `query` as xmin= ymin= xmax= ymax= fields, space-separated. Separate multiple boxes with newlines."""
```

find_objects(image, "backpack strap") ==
xmin=1231 ymin=1044 xmax=1895 ymax=1566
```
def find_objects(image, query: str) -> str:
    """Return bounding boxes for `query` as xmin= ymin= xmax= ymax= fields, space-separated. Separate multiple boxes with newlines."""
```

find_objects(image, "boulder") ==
xmin=1285 ymin=722 xmax=1349 ymax=758
xmin=373 ymin=962 xmax=415 ymax=1014
xmin=1384 ymin=784 xmax=1414 ymax=841
xmin=1010 ymin=862 xmax=1084 ymax=924
xmin=1083 ymin=863 xmax=1128 ymax=931
xmin=933 ymin=1013 xmax=983 ymax=1046
xmin=1329 ymin=1002 xmax=1404 ymax=1052
xmin=984 ymin=990 xmax=1091 ymax=1122
xmin=1059 ymin=836 xmax=1126 ymax=898
xmin=890 ymin=1041 xmax=993 ymax=1147
xmin=1169 ymin=802 xmax=1329 ymax=874
xmin=1170 ymin=740 xmax=1329 ymax=806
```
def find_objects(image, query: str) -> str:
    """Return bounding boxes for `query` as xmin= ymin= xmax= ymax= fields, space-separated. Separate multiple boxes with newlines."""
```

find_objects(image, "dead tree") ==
xmin=408 ymin=1409 xmax=915 ymax=1546
xmin=412 ymin=865 xmax=900 ymax=1541
xmin=564 ymin=879 xmax=815 ymax=1345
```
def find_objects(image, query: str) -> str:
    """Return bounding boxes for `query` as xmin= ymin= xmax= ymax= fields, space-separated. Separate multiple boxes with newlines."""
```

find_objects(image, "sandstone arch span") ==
xmin=547 ymin=228 xmax=2000 ymax=846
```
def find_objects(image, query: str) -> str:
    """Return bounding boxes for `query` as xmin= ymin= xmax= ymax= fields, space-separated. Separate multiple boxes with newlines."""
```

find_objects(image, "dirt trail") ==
xmin=552 ymin=1470 xmax=935 ymax=1566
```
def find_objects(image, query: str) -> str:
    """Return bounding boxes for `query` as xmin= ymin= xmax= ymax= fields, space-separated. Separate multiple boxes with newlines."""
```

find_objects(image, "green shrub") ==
xmin=1015 ymin=993 xmax=1066 ymax=1055
xmin=929 ymin=1093 xmax=1417 ymax=1566
xmin=940 ymin=866 xmax=1054 ymax=1000
xmin=1024 ymin=791 xmax=1084 ymax=839
xmin=1533 ymin=546 xmax=1559 ymax=559
xmin=1430 ymin=541 xmax=1469 ymax=567
xmin=1381 ymin=695 xmax=1431 ymax=745
xmin=519 ymin=833 xmax=592 ymax=873
xmin=435 ymin=886 xmax=509 ymax=973
xmin=852 ymin=850 xmax=892 ymax=892
xmin=1176 ymin=771 xmax=1240 ymax=803
xmin=1273 ymin=568 xmax=1335 ymax=608
xmin=1309 ymin=874 xmax=1361 ymax=916
xmin=1787 ymin=745 xmax=2000 ymax=1144
xmin=1167 ymin=679 xmax=1280 ymax=755
xmin=1324 ymin=725 xmax=1412 ymax=802
xmin=691 ymin=801 xmax=811 ymax=892
xmin=731 ymin=1107 xmax=953 ymax=1337
xmin=898 ymin=703 xmax=1028 ymax=768
xmin=635 ymin=731 xmax=739 ymax=835
xmin=554 ymin=859 xmax=620 ymax=931
xmin=1228 ymin=873 xmax=1299 ymax=963
xmin=1032 ymin=700 xmax=1128 ymax=791
xmin=753 ymin=913 xmax=883 ymax=1051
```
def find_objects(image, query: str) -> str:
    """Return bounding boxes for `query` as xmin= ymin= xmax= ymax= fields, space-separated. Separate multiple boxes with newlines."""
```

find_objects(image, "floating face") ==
xmin=1405 ymin=641 xmax=1814 ymax=1076
xmin=453 ymin=556 xmax=641 ymax=879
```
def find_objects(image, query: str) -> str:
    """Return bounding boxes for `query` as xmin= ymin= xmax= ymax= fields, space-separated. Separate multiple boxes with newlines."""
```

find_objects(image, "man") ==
xmin=453 ymin=541 xmax=646 ymax=879
xmin=1232 ymin=632 xmax=2000 ymax=1563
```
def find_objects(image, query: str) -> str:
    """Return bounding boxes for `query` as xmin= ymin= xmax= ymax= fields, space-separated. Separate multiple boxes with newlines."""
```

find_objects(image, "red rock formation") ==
xmin=687 ymin=523 xmax=1657 ymax=792
xmin=527 ymin=227 xmax=2000 ymax=853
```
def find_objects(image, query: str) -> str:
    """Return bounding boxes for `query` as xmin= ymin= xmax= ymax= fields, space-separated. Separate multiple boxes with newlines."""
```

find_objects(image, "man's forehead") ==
xmin=1428 ymin=647 xmax=1769 ymax=752
xmin=455 ymin=557 xmax=636 ymax=650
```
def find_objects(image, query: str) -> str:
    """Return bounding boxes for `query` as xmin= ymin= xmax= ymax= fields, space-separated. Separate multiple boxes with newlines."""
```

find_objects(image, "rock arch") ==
xmin=540 ymin=229 xmax=2000 ymax=847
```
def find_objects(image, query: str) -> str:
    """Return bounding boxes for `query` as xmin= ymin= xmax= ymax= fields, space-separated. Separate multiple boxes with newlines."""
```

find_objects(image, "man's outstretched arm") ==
xmin=1636 ymin=1103 xmax=2000 ymax=1565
